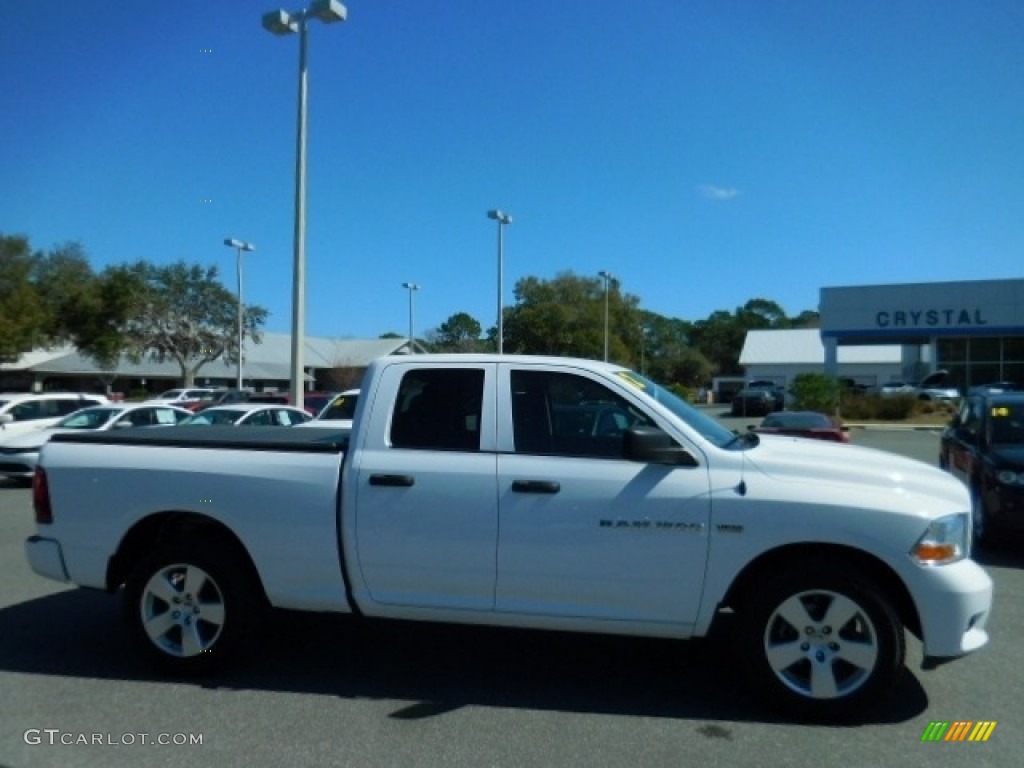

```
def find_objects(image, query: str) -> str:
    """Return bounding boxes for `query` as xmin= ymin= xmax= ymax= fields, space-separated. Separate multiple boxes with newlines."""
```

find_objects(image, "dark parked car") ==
xmin=746 ymin=380 xmax=786 ymax=410
xmin=730 ymin=388 xmax=775 ymax=417
xmin=940 ymin=392 xmax=1024 ymax=547
xmin=751 ymin=411 xmax=850 ymax=443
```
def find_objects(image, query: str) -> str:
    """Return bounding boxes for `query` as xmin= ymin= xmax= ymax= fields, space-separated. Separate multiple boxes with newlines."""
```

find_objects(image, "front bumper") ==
xmin=911 ymin=558 xmax=992 ymax=660
xmin=25 ymin=536 xmax=70 ymax=583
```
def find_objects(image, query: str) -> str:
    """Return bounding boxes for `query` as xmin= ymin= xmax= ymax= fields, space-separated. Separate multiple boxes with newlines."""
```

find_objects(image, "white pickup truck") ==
xmin=25 ymin=354 xmax=992 ymax=720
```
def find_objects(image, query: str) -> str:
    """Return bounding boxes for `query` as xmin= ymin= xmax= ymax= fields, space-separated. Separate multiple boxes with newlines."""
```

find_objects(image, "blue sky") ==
xmin=2 ymin=1 xmax=1022 ymax=340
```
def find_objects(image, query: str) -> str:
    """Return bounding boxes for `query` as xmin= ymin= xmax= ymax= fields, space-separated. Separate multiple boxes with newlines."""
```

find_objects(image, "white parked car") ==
xmin=180 ymin=403 xmax=312 ymax=427
xmin=299 ymin=389 xmax=360 ymax=433
xmin=0 ymin=403 xmax=190 ymax=481
xmin=880 ymin=371 xmax=960 ymax=402
xmin=0 ymin=392 xmax=110 ymax=441
xmin=145 ymin=388 xmax=219 ymax=407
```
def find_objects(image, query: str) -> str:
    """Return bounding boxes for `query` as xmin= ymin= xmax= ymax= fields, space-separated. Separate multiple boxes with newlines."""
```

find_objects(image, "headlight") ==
xmin=997 ymin=470 xmax=1024 ymax=486
xmin=911 ymin=513 xmax=969 ymax=565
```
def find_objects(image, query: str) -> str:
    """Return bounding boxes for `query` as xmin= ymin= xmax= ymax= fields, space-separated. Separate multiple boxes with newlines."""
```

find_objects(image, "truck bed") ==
xmin=48 ymin=425 xmax=348 ymax=453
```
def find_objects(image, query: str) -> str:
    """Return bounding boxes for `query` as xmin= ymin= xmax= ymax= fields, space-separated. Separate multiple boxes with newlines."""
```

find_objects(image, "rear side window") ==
xmin=390 ymin=369 xmax=484 ymax=451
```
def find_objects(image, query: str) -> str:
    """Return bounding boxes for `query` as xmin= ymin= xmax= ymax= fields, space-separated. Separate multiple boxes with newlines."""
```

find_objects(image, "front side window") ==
xmin=390 ymin=369 xmax=484 ymax=451
xmin=511 ymin=370 xmax=652 ymax=458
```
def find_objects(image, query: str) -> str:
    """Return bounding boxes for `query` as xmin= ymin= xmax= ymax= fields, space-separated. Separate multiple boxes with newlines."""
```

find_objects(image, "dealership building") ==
xmin=741 ymin=278 xmax=1024 ymax=392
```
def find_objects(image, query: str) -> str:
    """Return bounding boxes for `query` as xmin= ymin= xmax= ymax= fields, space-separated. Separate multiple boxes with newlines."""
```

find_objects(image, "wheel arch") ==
xmin=716 ymin=543 xmax=922 ymax=639
xmin=107 ymin=511 xmax=269 ymax=608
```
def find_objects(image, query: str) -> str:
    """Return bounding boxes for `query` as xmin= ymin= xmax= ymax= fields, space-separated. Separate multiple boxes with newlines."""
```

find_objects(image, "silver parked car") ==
xmin=0 ymin=403 xmax=191 ymax=481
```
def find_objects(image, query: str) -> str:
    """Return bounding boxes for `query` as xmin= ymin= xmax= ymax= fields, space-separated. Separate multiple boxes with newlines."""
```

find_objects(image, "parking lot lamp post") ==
xmin=402 ymin=282 xmax=419 ymax=351
xmin=487 ymin=209 xmax=512 ymax=353
xmin=598 ymin=270 xmax=614 ymax=362
xmin=224 ymin=238 xmax=255 ymax=390
xmin=262 ymin=0 xmax=347 ymax=411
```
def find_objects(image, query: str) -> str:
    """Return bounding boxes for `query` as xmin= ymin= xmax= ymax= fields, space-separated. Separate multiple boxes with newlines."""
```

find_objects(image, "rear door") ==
xmin=351 ymin=363 xmax=498 ymax=610
xmin=494 ymin=363 xmax=711 ymax=626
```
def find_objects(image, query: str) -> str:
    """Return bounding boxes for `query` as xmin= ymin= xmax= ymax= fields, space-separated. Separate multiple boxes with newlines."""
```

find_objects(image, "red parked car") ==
xmin=751 ymin=411 xmax=850 ymax=443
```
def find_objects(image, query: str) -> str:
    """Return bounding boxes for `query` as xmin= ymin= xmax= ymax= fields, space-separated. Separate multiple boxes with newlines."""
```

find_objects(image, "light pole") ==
xmin=262 ymin=0 xmax=347 ymax=412
xmin=224 ymin=238 xmax=255 ymax=390
xmin=487 ymin=209 xmax=512 ymax=353
xmin=598 ymin=270 xmax=614 ymax=362
xmin=401 ymin=282 xmax=419 ymax=350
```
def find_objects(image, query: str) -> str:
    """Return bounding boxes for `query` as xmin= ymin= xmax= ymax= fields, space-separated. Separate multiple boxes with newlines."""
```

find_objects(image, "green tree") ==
xmin=689 ymin=310 xmax=744 ymax=375
xmin=502 ymin=272 xmax=641 ymax=362
xmin=0 ymin=234 xmax=47 ymax=362
xmin=428 ymin=312 xmax=484 ymax=352
xmin=117 ymin=261 xmax=268 ymax=386
xmin=689 ymin=299 xmax=817 ymax=376
xmin=64 ymin=264 xmax=151 ymax=381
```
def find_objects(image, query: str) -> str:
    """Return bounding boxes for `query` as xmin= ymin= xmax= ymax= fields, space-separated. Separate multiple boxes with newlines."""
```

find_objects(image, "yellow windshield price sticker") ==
xmin=992 ymin=407 xmax=1011 ymax=418
xmin=616 ymin=372 xmax=647 ymax=391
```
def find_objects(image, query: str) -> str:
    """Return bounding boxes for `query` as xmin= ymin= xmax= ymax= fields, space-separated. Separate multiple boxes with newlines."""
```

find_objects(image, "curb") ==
xmin=845 ymin=423 xmax=945 ymax=432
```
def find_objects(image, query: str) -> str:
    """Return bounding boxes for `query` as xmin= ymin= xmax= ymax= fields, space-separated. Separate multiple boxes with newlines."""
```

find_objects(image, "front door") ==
xmin=495 ymin=366 xmax=711 ymax=626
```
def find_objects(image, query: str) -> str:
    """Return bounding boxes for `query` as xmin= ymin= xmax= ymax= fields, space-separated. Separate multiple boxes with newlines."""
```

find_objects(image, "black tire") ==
xmin=123 ymin=539 xmax=259 ymax=675
xmin=736 ymin=562 xmax=905 ymax=721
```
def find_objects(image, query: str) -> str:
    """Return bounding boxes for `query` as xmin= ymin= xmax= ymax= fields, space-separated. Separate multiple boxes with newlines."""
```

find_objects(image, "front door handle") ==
xmin=511 ymin=480 xmax=561 ymax=494
xmin=369 ymin=474 xmax=415 ymax=487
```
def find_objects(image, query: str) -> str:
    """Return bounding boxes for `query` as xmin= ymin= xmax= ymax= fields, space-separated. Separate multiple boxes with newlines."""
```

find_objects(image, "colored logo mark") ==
xmin=921 ymin=721 xmax=996 ymax=742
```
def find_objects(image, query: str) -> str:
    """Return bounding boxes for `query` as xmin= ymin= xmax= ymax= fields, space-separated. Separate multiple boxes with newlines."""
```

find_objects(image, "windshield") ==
xmin=320 ymin=392 xmax=359 ymax=421
xmin=55 ymin=407 xmax=119 ymax=429
xmin=989 ymin=403 xmax=1024 ymax=446
xmin=614 ymin=370 xmax=736 ymax=448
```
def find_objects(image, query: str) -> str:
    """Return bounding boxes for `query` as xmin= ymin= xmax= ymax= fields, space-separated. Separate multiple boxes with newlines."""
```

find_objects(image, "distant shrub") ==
xmin=791 ymin=373 xmax=840 ymax=413
xmin=874 ymin=395 xmax=917 ymax=420
xmin=668 ymin=383 xmax=695 ymax=403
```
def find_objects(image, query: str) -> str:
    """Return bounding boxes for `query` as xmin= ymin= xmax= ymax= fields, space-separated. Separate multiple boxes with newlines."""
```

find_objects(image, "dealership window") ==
xmin=1003 ymin=337 xmax=1024 ymax=361
xmin=936 ymin=336 xmax=1024 ymax=388
xmin=937 ymin=338 xmax=967 ymax=364
xmin=969 ymin=337 xmax=1001 ymax=363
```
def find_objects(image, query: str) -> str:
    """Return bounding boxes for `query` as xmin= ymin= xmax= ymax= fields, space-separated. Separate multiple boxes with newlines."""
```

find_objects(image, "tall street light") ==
xmin=401 ymin=282 xmax=419 ymax=351
xmin=598 ymin=270 xmax=615 ymax=362
xmin=487 ymin=209 xmax=512 ymax=353
xmin=262 ymin=0 xmax=347 ymax=412
xmin=224 ymin=238 xmax=255 ymax=390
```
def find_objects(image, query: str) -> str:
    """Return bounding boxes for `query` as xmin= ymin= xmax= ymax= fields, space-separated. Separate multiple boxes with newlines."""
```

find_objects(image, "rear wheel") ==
xmin=124 ymin=540 xmax=258 ymax=675
xmin=737 ymin=562 xmax=904 ymax=721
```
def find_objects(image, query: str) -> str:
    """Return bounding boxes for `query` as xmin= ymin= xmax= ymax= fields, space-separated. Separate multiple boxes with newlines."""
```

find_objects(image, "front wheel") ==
xmin=737 ymin=564 xmax=905 ymax=721
xmin=124 ymin=541 xmax=257 ymax=675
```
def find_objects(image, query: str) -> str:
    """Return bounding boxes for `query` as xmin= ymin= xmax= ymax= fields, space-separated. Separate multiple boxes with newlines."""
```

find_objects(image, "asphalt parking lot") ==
xmin=1 ymin=420 xmax=1021 ymax=767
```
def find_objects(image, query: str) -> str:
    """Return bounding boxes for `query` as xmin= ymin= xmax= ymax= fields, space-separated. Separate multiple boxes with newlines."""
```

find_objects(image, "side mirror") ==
xmin=624 ymin=426 xmax=698 ymax=466
xmin=0 ymin=414 xmax=13 ymax=425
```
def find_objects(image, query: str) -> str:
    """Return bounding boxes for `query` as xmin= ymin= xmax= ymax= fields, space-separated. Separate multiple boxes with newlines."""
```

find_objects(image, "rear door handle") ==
xmin=369 ymin=474 xmax=415 ymax=487
xmin=511 ymin=480 xmax=561 ymax=494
